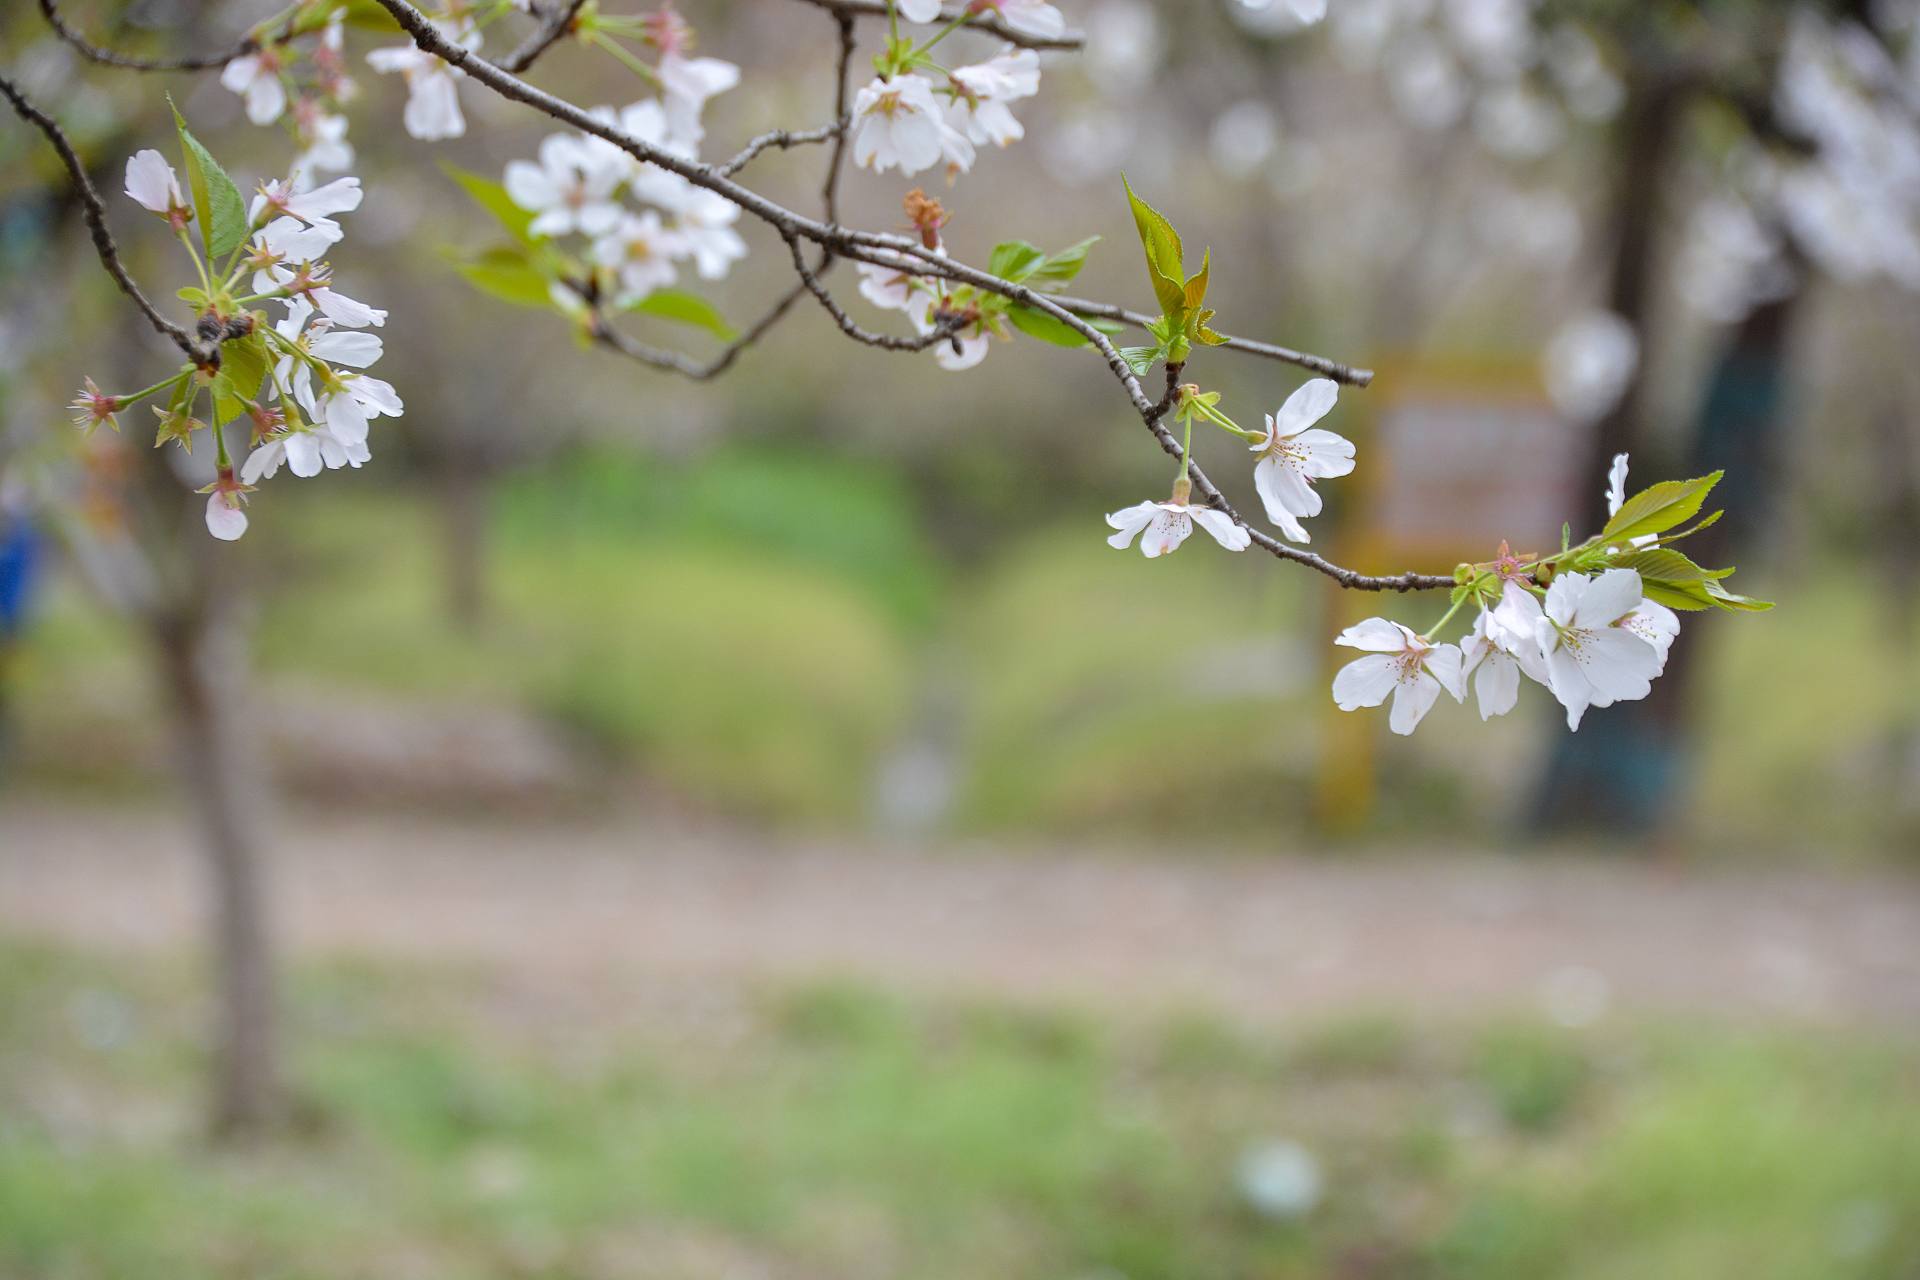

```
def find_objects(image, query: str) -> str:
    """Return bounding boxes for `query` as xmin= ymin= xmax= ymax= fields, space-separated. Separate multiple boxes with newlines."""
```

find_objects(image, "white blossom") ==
xmin=664 ymin=187 xmax=747 ymax=279
xmin=249 ymin=175 xmax=363 ymax=234
xmin=220 ymin=48 xmax=289 ymax=125
xmin=123 ymin=149 xmax=188 ymax=223
xmin=1332 ymin=617 xmax=1466 ymax=735
xmin=1106 ymin=495 xmax=1252 ymax=557
xmin=659 ymin=52 xmax=739 ymax=149
xmin=593 ymin=210 xmax=685 ymax=304
xmin=505 ymin=134 xmax=626 ymax=238
xmin=1535 ymin=568 xmax=1664 ymax=730
xmin=896 ymin=0 xmax=944 ymax=21
xmin=852 ymin=75 xmax=975 ymax=175
xmin=366 ymin=23 xmax=477 ymax=140
xmin=205 ymin=489 xmax=249 ymax=541
xmin=291 ymin=109 xmax=355 ymax=190
xmin=857 ymin=261 xmax=920 ymax=311
xmin=1461 ymin=593 xmax=1548 ymax=719
xmin=946 ymin=48 xmax=1041 ymax=148
xmin=976 ymin=0 xmax=1067 ymax=39
xmin=1248 ymin=378 xmax=1354 ymax=543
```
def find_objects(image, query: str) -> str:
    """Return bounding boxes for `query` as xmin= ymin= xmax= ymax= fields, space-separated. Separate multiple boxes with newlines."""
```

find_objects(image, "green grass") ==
xmin=2 ymin=940 xmax=1917 ymax=1279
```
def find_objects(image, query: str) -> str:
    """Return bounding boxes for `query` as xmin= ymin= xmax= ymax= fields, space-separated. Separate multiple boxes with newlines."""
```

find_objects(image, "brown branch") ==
xmin=790 ymin=0 xmax=1085 ymax=51
xmin=783 ymin=233 xmax=964 ymax=351
xmin=0 ymin=70 xmax=213 ymax=367
xmin=496 ymin=0 xmax=588 ymax=73
xmin=1048 ymin=295 xmax=1376 ymax=387
xmin=365 ymin=0 xmax=1439 ymax=591
xmin=718 ymin=119 xmax=846 ymax=178
xmin=38 ymin=0 xmax=258 ymax=70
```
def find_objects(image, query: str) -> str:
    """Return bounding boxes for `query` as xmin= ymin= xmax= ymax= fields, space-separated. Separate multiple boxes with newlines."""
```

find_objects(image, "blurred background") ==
xmin=1 ymin=0 xmax=1918 ymax=1275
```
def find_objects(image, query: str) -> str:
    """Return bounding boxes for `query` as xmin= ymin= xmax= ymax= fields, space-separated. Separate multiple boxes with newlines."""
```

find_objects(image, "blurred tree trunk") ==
xmin=1533 ymin=285 xmax=1800 ymax=834
xmin=440 ymin=465 xmax=489 ymax=631
xmin=152 ymin=595 xmax=280 ymax=1138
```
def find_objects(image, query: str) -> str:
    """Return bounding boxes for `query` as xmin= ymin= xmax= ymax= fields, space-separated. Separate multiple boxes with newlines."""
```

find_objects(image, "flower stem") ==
xmin=912 ymin=9 xmax=973 ymax=58
xmin=118 ymin=369 xmax=193 ymax=407
xmin=591 ymin=32 xmax=661 ymax=84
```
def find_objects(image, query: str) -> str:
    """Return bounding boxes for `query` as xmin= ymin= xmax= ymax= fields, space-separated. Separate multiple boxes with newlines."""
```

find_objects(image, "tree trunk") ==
xmin=1532 ymin=287 xmax=1800 ymax=834
xmin=153 ymin=606 xmax=280 ymax=1138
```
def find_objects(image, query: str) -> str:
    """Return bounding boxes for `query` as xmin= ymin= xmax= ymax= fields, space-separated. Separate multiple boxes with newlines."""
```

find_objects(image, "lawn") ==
xmin=2 ymin=940 xmax=1917 ymax=1279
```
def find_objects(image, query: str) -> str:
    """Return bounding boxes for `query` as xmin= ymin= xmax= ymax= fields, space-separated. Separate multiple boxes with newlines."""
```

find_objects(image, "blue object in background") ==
xmin=0 ymin=511 xmax=41 ymax=640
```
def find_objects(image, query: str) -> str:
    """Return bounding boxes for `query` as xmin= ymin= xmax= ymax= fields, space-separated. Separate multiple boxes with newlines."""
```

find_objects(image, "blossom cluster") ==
xmin=82 ymin=130 xmax=399 ymax=541
xmin=845 ymin=0 xmax=1070 ymax=180
xmin=1333 ymin=454 xmax=1687 ymax=735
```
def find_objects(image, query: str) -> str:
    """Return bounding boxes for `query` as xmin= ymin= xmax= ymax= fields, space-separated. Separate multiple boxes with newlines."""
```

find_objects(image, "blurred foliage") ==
xmin=1 ymin=942 xmax=1917 ymax=1279
xmin=6 ymin=445 xmax=1918 ymax=848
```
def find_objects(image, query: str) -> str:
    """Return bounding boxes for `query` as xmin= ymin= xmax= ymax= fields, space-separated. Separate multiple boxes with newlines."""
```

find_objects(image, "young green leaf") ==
xmin=1616 ymin=547 xmax=1735 ymax=584
xmin=988 ymin=239 xmax=1046 ymax=282
xmin=1183 ymin=249 xmax=1211 ymax=311
xmin=441 ymin=162 xmax=538 ymax=244
xmin=170 ymin=102 xmax=249 ymax=259
xmin=1006 ymin=303 xmax=1090 ymax=348
xmin=217 ymin=333 xmax=272 ymax=415
xmin=1121 ymin=175 xmax=1188 ymax=318
xmin=441 ymin=244 xmax=555 ymax=309
xmin=1027 ymin=236 xmax=1098 ymax=288
xmin=1641 ymin=581 xmax=1717 ymax=611
xmin=625 ymin=287 xmax=736 ymax=340
xmin=1119 ymin=345 xmax=1160 ymax=376
xmin=1602 ymin=471 xmax=1722 ymax=544
xmin=1702 ymin=580 xmax=1774 ymax=612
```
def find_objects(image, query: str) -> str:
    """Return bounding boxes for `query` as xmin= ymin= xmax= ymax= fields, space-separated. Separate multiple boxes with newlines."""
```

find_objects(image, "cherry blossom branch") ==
xmin=496 ymin=0 xmax=589 ymax=73
xmin=0 ymin=70 xmax=214 ymax=367
xmin=362 ymin=0 xmax=1446 ymax=591
xmin=37 ymin=0 xmax=261 ymax=70
xmin=789 ymin=0 xmax=1086 ymax=51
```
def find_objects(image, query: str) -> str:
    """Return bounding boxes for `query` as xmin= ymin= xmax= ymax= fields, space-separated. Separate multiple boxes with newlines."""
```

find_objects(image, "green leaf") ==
xmin=177 ymin=287 xmax=209 ymax=306
xmin=1183 ymin=249 xmax=1211 ymax=311
xmin=1121 ymin=175 xmax=1188 ymax=318
xmin=442 ymin=244 xmax=555 ymax=309
xmin=988 ymin=239 xmax=1046 ymax=282
xmin=1027 ymin=236 xmax=1098 ymax=289
xmin=1006 ymin=304 xmax=1090 ymax=348
xmin=441 ymin=162 xmax=538 ymax=245
xmin=1602 ymin=471 xmax=1722 ymax=544
xmin=170 ymin=100 xmax=248 ymax=259
xmin=1617 ymin=547 xmax=1734 ymax=584
xmin=1119 ymin=345 xmax=1160 ymax=376
xmin=1703 ymin=580 xmax=1774 ymax=612
xmin=625 ymin=287 xmax=736 ymax=340
xmin=329 ymin=0 xmax=404 ymax=31
xmin=217 ymin=334 xmax=271 ymax=420
xmin=1642 ymin=581 xmax=1717 ymax=612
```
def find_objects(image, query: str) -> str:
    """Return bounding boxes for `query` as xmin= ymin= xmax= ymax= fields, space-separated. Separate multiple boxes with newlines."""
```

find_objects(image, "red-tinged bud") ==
xmin=69 ymin=378 xmax=121 ymax=434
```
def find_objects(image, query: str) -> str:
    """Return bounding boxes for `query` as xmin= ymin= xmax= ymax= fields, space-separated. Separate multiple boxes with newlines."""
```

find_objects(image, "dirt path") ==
xmin=2 ymin=799 xmax=1917 ymax=1027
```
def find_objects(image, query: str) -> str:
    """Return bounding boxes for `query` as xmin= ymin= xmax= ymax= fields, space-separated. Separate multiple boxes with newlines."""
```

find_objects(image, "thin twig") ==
xmin=38 ymin=0 xmax=257 ymax=70
xmin=0 ymin=70 xmax=212 ymax=366
xmin=1049 ymin=295 xmax=1376 ymax=387
xmin=496 ymin=0 xmax=588 ymax=73
xmin=783 ymin=234 xmax=963 ymax=351
xmin=718 ymin=119 xmax=845 ymax=178
xmin=790 ymin=0 xmax=1085 ymax=51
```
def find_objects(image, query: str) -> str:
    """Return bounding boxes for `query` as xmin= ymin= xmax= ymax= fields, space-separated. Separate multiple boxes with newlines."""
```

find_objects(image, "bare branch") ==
xmin=789 ymin=0 xmax=1086 ymax=51
xmin=718 ymin=119 xmax=846 ymax=178
xmin=783 ymin=233 xmax=964 ymax=351
xmin=0 ymin=70 xmax=213 ymax=367
xmin=38 ymin=0 xmax=257 ymax=70
xmin=1048 ymin=295 xmax=1376 ymax=387
xmin=496 ymin=0 xmax=588 ymax=73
